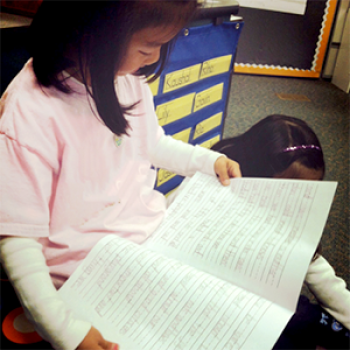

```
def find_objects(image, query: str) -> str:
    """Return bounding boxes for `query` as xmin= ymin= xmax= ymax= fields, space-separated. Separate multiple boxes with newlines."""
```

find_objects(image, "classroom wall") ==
xmin=322 ymin=0 xmax=349 ymax=78
xmin=331 ymin=4 xmax=350 ymax=92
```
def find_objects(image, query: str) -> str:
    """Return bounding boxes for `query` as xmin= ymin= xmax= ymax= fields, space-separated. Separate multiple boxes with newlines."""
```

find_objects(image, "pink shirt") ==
xmin=0 ymin=60 xmax=220 ymax=287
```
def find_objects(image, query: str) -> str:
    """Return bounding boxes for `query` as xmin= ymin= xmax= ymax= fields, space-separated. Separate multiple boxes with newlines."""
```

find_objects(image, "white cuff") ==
xmin=0 ymin=237 xmax=91 ymax=349
xmin=305 ymin=255 xmax=350 ymax=330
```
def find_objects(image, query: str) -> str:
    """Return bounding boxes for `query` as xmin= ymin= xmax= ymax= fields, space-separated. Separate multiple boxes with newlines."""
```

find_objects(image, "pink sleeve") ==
xmin=138 ymin=76 xmax=165 ymax=144
xmin=0 ymin=135 xmax=51 ymax=237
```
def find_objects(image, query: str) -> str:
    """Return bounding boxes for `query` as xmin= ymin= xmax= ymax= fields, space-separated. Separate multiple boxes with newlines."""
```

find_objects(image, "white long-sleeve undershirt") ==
xmin=0 ymin=237 xmax=91 ymax=350
xmin=150 ymin=134 xmax=222 ymax=178
xmin=305 ymin=255 xmax=350 ymax=330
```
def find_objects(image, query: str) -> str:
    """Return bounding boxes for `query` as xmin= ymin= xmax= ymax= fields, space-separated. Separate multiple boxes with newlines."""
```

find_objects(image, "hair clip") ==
xmin=283 ymin=145 xmax=321 ymax=153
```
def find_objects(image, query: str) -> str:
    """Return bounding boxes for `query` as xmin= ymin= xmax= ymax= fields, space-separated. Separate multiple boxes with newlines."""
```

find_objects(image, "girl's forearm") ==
xmin=0 ymin=236 xmax=91 ymax=349
xmin=150 ymin=134 xmax=223 ymax=177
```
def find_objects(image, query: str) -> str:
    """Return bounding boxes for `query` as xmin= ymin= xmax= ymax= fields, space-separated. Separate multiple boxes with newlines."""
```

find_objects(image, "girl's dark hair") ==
xmin=212 ymin=115 xmax=325 ymax=179
xmin=29 ymin=0 xmax=197 ymax=135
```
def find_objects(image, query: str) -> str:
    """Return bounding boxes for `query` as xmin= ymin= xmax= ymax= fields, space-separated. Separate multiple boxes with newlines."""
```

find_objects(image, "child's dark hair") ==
xmin=29 ymin=0 xmax=198 ymax=136
xmin=212 ymin=115 xmax=325 ymax=179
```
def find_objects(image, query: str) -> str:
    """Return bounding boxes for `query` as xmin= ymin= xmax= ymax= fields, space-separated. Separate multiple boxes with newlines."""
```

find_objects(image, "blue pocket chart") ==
xmin=151 ymin=16 xmax=244 ymax=195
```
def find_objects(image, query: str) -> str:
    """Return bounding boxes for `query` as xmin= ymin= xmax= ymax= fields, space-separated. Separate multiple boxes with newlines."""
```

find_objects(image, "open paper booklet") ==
xmin=59 ymin=173 xmax=337 ymax=350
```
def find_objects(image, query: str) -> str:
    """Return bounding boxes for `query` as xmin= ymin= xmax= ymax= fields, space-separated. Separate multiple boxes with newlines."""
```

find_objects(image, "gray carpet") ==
xmin=224 ymin=73 xmax=350 ymax=289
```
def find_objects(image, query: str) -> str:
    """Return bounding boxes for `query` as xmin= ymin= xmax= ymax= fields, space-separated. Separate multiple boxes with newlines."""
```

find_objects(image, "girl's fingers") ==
xmin=228 ymin=159 xmax=241 ymax=178
xmin=215 ymin=157 xmax=241 ymax=186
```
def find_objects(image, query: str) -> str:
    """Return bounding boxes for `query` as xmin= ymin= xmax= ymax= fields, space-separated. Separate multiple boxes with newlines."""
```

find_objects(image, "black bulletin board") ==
xmin=234 ymin=0 xmax=338 ymax=78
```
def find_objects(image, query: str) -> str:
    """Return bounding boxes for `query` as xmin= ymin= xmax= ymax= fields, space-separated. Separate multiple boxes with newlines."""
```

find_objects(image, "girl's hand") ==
xmin=77 ymin=326 xmax=119 ymax=350
xmin=214 ymin=156 xmax=241 ymax=186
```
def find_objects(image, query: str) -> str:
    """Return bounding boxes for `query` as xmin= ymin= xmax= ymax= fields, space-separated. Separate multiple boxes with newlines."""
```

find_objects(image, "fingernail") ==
xmin=113 ymin=344 xmax=119 ymax=350
xmin=223 ymin=179 xmax=230 ymax=186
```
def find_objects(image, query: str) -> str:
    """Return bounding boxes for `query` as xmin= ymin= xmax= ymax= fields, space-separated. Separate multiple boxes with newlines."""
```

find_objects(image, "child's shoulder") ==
xmin=0 ymin=60 xmax=88 ymax=156
xmin=1 ymin=60 xmax=63 ymax=118
xmin=1 ymin=59 xmax=92 ymax=122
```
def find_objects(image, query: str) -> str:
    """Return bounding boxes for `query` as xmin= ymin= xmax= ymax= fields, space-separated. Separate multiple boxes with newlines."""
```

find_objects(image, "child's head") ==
xmin=29 ymin=0 xmax=198 ymax=135
xmin=212 ymin=115 xmax=325 ymax=180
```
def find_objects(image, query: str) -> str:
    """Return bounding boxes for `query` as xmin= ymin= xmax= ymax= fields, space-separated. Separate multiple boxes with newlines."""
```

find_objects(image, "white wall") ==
xmin=331 ymin=4 xmax=350 ymax=92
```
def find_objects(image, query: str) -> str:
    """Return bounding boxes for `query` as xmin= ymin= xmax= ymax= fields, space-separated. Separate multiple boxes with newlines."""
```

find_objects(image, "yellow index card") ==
xmin=200 ymin=55 xmax=232 ymax=79
xmin=172 ymin=128 xmax=191 ymax=143
xmin=156 ymin=93 xmax=195 ymax=127
xmin=148 ymin=77 xmax=160 ymax=96
xmin=157 ymin=168 xmax=176 ymax=187
xmin=163 ymin=64 xmax=202 ymax=93
xmin=193 ymin=112 xmax=223 ymax=140
xmin=199 ymin=135 xmax=221 ymax=149
xmin=193 ymin=83 xmax=224 ymax=112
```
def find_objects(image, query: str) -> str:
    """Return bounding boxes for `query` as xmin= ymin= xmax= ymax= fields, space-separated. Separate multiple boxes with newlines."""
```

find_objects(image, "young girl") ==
xmin=0 ymin=1 xmax=241 ymax=349
xmin=211 ymin=114 xmax=325 ymax=180
xmin=212 ymin=114 xmax=350 ymax=349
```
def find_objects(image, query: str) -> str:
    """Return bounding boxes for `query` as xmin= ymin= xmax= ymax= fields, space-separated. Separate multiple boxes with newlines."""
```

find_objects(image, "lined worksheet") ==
xmin=59 ymin=173 xmax=337 ymax=350
xmin=145 ymin=173 xmax=337 ymax=310
xmin=59 ymin=235 xmax=291 ymax=350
